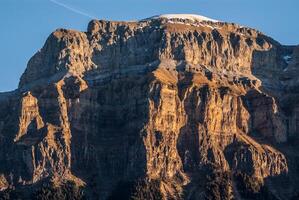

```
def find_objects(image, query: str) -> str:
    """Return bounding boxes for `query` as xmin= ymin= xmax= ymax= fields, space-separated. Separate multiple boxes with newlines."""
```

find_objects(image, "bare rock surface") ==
xmin=0 ymin=14 xmax=299 ymax=199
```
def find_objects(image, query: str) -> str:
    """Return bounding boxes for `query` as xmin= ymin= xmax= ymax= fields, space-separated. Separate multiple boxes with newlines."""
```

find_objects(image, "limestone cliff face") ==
xmin=0 ymin=15 xmax=299 ymax=199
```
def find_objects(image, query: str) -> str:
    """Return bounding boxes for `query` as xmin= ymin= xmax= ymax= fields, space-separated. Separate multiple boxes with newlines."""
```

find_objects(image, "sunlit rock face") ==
xmin=0 ymin=14 xmax=299 ymax=199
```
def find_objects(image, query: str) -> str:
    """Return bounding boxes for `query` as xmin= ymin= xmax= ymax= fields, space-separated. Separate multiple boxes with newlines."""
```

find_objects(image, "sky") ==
xmin=0 ymin=0 xmax=298 ymax=92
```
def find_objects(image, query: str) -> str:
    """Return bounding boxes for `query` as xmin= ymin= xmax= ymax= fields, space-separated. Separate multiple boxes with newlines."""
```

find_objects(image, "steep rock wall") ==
xmin=0 ymin=17 xmax=298 ymax=199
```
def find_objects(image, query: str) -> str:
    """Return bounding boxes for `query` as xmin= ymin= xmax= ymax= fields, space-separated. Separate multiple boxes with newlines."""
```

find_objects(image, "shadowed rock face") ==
xmin=0 ymin=16 xmax=299 ymax=199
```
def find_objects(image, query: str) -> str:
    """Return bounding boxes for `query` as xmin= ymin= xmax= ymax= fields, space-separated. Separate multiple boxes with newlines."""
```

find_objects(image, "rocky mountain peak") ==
xmin=20 ymin=15 xmax=276 ymax=89
xmin=1 ymin=15 xmax=299 ymax=199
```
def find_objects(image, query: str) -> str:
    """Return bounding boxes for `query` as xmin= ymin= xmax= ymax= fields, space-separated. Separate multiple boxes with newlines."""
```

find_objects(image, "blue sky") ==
xmin=0 ymin=0 xmax=298 ymax=92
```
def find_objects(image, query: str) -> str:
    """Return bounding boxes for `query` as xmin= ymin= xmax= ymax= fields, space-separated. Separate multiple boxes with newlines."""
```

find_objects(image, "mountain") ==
xmin=0 ymin=14 xmax=299 ymax=200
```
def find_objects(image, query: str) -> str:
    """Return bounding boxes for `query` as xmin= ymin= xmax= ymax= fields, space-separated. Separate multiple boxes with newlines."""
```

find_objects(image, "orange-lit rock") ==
xmin=0 ymin=15 xmax=298 ymax=199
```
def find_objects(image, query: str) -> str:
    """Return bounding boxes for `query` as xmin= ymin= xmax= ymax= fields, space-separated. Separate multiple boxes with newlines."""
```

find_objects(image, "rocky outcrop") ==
xmin=0 ymin=15 xmax=298 ymax=199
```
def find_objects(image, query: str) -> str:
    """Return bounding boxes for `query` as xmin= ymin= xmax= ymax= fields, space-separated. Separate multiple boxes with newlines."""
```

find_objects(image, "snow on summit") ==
xmin=144 ymin=14 xmax=218 ymax=22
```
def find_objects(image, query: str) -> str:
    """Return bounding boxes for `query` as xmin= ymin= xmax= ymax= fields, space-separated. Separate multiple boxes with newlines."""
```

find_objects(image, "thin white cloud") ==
xmin=49 ymin=0 xmax=96 ymax=19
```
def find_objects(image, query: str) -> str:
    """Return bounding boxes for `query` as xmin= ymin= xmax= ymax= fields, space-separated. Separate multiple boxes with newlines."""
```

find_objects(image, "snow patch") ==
xmin=143 ymin=14 xmax=218 ymax=23
xmin=283 ymin=67 xmax=288 ymax=72
xmin=64 ymin=72 xmax=73 ymax=78
xmin=283 ymin=55 xmax=292 ymax=64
